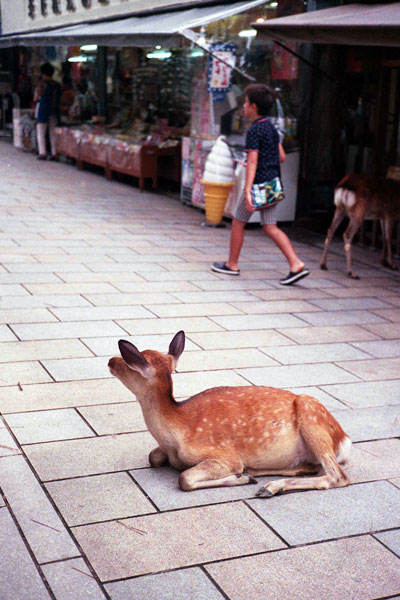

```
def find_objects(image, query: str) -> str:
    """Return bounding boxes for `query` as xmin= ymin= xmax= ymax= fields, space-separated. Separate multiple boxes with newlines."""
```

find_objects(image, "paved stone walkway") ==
xmin=1 ymin=141 xmax=400 ymax=600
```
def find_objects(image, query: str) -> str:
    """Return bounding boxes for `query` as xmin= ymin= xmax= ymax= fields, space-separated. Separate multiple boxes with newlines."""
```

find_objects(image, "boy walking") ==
xmin=212 ymin=84 xmax=309 ymax=285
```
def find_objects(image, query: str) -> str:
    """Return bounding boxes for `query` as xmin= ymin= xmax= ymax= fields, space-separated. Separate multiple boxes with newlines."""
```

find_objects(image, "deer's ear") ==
xmin=168 ymin=330 xmax=185 ymax=365
xmin=118 ymin=340 xmax=151 ymax=378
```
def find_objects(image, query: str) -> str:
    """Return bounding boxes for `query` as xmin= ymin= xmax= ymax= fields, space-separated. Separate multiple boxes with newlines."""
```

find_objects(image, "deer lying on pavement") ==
xmin=320 ymin=172 xmax=400 ymax=278
xmin=108 ymin=331 xmax=351 ymax=497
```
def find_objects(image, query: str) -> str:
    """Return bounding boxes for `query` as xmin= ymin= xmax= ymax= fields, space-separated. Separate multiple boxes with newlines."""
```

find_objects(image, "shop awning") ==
xmin=0 ymin=0 xmax=266 ymax=47
xmin=252 ymin=2 xmax=400 ymax=47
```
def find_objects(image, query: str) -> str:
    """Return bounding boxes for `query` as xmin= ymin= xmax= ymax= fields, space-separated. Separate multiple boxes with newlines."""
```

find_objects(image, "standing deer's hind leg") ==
xmin=320 ymin=207 xmax=346 ymax=270
xmin=179 ymin=458 xmax=256 ymax=491
xmin=381 ymin=217 xmax=397 ymax=270
xmin=343 ymin=218 xmax=363 ymax=278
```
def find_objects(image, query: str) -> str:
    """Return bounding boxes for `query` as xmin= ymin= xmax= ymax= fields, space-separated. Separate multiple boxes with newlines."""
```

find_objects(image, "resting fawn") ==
xmin=109 ymin=331 xmax=351 ymax=497
xmin=321 ymin=172 xmax=400 ymax=278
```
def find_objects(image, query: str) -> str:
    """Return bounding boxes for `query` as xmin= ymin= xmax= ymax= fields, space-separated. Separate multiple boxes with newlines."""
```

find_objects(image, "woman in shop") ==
xmin=34 ymin=62 xmax=61 ymax=160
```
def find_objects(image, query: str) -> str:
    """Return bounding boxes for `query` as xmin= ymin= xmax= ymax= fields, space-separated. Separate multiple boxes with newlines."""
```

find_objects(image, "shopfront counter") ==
xmin=54 ymin=126 xmax=180 ymax=190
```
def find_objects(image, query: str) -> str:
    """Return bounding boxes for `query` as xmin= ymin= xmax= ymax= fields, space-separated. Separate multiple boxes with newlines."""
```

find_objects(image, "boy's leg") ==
xmin=226 ymin=218 xmax=246 ymax=271
xmin=262 ymin=224 xmax=304 ymax=272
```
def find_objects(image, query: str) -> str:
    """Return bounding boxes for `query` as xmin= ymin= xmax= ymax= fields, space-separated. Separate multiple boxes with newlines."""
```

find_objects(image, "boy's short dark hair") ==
xmin=245 ymin=83 xmax=274 ymax=116
xmin=40 ymin=62 xmax=55 ymax=77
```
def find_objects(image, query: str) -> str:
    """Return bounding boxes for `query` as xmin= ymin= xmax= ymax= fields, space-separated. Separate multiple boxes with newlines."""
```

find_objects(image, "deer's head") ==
xmin=108 ymin=331 xmax=185 ymax=401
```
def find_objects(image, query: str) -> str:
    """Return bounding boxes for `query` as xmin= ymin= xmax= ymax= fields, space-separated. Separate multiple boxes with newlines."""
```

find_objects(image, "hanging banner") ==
xmin=271 ymin=42 xmax=298 ymax=80
xmin=207 ymin=43 xmax=236 ymax=102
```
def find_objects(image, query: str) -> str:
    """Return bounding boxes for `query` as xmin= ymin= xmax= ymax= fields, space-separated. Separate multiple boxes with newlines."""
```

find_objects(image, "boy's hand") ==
xmin=245 ymin=191 xmax=255 ymax=213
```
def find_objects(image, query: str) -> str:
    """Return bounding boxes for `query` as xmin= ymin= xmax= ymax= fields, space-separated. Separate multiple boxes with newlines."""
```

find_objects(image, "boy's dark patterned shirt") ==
xmin=245 ymin=117 xmax=280 ymax=183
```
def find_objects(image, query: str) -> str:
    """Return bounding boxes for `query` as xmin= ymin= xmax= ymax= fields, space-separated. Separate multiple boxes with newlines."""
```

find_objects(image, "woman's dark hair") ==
xmin=40 ymin=62 xmax=55 ymax=77
xmin=245 ymin=83 xmax=274 ymax=116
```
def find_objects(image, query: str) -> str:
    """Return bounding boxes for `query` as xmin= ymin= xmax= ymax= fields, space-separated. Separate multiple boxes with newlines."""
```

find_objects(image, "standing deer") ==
xmin=320 ymin=172 xmax=400 ymax=278
xmin=108 ymin=331 xmax=351 ymax=497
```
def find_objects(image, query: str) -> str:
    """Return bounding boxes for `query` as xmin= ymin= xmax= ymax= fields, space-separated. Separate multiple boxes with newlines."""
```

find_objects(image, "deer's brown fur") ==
xmin=109 ymin=332 xmax=351 ymax=497
xmin=320 ymin=172 xmax=400 ymax=278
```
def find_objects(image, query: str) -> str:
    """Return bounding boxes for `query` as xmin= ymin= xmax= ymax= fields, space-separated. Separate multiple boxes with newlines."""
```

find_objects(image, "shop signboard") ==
xmin=207 ymin=43 xmax=236 ymax=102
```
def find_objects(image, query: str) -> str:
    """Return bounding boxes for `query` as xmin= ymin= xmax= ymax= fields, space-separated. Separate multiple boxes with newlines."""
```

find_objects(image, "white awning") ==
xmin=252 ymin=2 xmax=400 ymax=47
xmin=0 ymin=0 xmax=267 ymax=47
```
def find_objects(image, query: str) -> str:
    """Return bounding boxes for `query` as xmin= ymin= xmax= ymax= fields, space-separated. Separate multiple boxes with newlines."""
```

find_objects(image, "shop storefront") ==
xmin=0 ymin=0 xmax=304 ymax=222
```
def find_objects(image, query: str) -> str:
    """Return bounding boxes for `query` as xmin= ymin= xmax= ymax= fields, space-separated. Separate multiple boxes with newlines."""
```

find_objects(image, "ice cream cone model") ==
xmin=201 ymin=181 xmax=235 ymax=225
xmin=201 ymin=136 xmax=235 ymax=226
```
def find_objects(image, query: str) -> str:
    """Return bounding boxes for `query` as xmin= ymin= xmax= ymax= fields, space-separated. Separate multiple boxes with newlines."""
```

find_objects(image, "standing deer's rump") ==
xmin=108 ymin=331 xmax=351 ymax=497
xmin=320 ymin=172 xmax=400 ymax=278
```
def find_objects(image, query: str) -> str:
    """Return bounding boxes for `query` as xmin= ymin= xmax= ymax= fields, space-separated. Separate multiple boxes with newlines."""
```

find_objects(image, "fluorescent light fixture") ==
xmin=68 ymin=55 xmax=88 ymax=62
xmin=155 ymin=45 xmax=162 ymax=49
xmin=268 ymin=1 xmax=278 ymax=6
xmin=80 ymin=44 xmax=98 ymax=51
xmin=238 ymin=29 xmax=257 ymax=38
xmin=146 ymin=51 xmax=172 ymax=60
xmin=190 ymin=49 xmax=204 ymax=58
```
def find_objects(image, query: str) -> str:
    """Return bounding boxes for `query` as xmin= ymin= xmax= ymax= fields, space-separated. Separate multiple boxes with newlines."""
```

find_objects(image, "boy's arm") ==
xmin=279 ymin=142 xmax=286 ymax=163
xmin=244 ymin=150 xmax=258 ymax=212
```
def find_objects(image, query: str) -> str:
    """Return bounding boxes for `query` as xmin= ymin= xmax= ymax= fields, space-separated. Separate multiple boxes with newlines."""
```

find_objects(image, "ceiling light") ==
xmin=80 ymin=44 xmax=98 ymax=51
xmin=146 ymin=51 xmax=172 ymax=60
xmin=68 ymin=55 xmax=88 ymax=62
xmin=238 ymin=29 xmax=257 ymax=38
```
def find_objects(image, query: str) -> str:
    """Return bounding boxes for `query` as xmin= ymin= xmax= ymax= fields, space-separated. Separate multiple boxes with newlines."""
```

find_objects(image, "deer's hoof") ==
xmin=347 ymin=272 xmax=360 ymax=280
xmin=256 ymin=486 xmax=275 ymax=498
xmin=382 ymin=261 xmax=398 ymax=271
xmin=320 ymin=264 xmax=328 ymax=271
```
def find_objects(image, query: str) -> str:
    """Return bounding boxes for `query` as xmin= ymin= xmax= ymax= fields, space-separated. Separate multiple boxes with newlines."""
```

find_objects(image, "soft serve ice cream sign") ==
xmin=201 ymin=136 xmax=236 ymax=226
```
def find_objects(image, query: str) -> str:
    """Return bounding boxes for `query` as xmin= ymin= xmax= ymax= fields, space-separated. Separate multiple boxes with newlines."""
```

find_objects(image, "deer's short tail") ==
xmin=335 ymin=435 xmax=352 ymax=464
xmin=334 ymin=187 xmax=356 ymax=209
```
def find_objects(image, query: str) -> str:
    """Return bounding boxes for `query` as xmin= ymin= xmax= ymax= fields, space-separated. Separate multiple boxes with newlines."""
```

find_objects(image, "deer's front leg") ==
xmin=149 ymin=446 xmax=169 ymax=468
xmin=179 ymin=458 xmax=256 ymax=491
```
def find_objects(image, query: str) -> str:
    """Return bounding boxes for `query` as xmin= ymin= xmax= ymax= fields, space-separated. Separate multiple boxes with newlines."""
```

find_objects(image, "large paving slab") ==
xmin=374 ymin=529 xmax=400 ymax=558
xmin=24 ymin=431 xmax=155 ymax=480
xmin=332 ymin=405 xmax=400 ymax=441
xmin=78 ymin=402 xmax=146 ymax=435
xmin=0 ymin=508 xmax=51 ymax=600
xmin=176 ymin=348 xmax=278 ymax=371
xmin=320 ymin=379 xmax=400 ymax=408
xmin=0 ymin=339 xmax=93 ymax=362
xmin=4 ymin=408 xmax=95 ymax=444
xmin=293 ymin=309 xmax=387 ymax=326
xmin=9 ymin=320 xmax=128 ymax=341
xmin=72 ymin=502 xmax=286 ymax=581
xmin=237 ymin=363 xmax=359 ymax=388
xmin=41 ymin=558 xmax=107 ymax=600
xmin=205 ymin=536 xmax=400 ymax=600
xmin=276 ymin=324 xmax=379 ymax=344
xmin=0 ymin=378 xmax=133 ymax=413
xmin=259 ymin=342 xmax=370 ymax=364
xmin=0 ymin=425 xmax=22 ymax=457
xmin=46 ymin=472 xmax=156 ymax=526
xmin=0 ymin=361 xmax=53 ymax=386
xmin=186 ymin=329 xmax=295 ymax=350
xmin=210 ymin=313 xmax=310 ymax=330
xmin=350 ymin=338 xmax=400 ymax=358
xmin=0 ymin=455 xmax=79 ymax=563
xmin=41 ymin=356 xmax=113 ymax=381
xmin=247 ymin=481 xmax=400 ymax=545
xmin=105 ymin=567 xmax=225 ymax=600
xmin=336 ymin=356 xmax=400 ymax=381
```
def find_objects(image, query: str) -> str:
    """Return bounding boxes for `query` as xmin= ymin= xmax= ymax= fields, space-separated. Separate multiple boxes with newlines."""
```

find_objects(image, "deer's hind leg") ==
xmin=320 ymin=206 xmax=346 ymax=270
xmin=380 ymin=217 xmax=397 ymax=270
xmin=179 ymin=457 xmax=257 ymax=491
xmin=256 ymin=398 xmax=350 ymax=498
